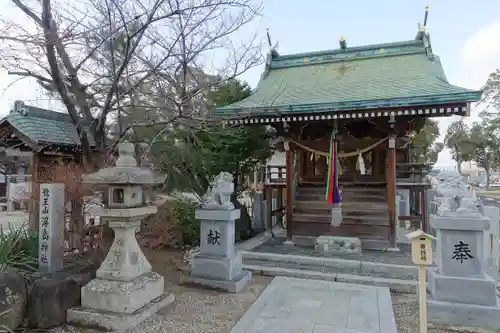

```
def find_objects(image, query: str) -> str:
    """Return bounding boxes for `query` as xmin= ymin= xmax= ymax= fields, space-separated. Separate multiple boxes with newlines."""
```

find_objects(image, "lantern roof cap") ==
xmin=82 ymin=142 xmax=164 ymax=185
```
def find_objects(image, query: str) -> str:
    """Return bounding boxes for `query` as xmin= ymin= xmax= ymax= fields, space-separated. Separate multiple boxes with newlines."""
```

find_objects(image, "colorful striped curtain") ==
xmin=325 ymin=129 xmax=342 ymax=226
xmin=325 ymin=130 xmax=341 ymax=204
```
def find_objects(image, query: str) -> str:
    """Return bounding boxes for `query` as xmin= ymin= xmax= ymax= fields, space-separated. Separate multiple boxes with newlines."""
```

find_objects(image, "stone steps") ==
xmin=296 ymin=193 xmax=386 ymax=202
xmin=241 ymin=251 xmax=419 ymax=293
xmin=293 ymin=212 xmax=389 ymax=225
xmin=243 ymin=264 xmax=417 ymax=293
xmin=295 ymin=200 xmax=388 ymax=214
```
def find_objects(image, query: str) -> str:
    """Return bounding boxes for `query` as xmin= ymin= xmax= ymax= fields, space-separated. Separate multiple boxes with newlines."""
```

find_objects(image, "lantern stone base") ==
xmin=67 ymin=293 xmax=174 ymax=332
xmin=80 ymin=272 xmax=164 ymax=313
xmin=315 ymin=236 xmax=362 ymax=254
xmin=67 ymin=272 xmax=174 ymax=331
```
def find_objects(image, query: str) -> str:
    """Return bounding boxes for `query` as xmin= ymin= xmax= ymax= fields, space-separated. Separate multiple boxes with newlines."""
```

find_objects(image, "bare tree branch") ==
xmin=41 ymin=0 xmax=93 ymax=163
xmin=2 ymin=0 xmax=264 ymax=164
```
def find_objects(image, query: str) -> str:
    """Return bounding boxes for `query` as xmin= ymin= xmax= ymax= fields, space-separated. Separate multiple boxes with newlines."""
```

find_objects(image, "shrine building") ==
xmin=215 ymin=14 xmax=482 ymax=249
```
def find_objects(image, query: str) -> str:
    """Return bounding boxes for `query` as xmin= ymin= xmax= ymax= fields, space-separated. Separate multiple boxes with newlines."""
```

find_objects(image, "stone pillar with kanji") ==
xmin=67 ymin=142 xmax=174 ymax=331
xmin=186 ymin=172 xmax=252 ymax=292
xmin=427 ymin=201 xmax=500 ymax=330
xmin=38 ymin=183 xmax=65 ymax=273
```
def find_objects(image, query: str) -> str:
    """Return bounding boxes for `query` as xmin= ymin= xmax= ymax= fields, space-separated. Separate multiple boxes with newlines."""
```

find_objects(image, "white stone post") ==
xmin=483 ymin=205 xmax=500 ymax=280
xmin=186 ymin=172 xmax=252 ymax=292
xmin=251 ymin=192 xmax=265 ymax=232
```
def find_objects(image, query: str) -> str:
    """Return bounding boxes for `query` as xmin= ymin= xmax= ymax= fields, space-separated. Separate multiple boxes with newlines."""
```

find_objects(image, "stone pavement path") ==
xmin=230 ymin=276 xmax=397 ymax=333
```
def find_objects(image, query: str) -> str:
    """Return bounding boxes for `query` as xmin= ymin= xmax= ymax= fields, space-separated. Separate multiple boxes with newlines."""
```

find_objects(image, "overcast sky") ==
xmin=1 ymin=1 xmax=499 ymax=169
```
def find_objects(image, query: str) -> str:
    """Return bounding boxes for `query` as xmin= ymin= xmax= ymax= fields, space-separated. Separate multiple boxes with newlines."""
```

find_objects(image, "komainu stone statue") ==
xmin=435 ymin=172 xmax=483 ymax=217
xmin=201 ymin=172 xmax=235 ymax=210
xmin=455 ymin=190 xmax=483 ymax=217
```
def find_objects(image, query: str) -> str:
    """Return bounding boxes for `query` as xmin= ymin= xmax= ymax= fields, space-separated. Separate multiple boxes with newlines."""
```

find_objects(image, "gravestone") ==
xmin=427 ymin=202 xmax=500 ymax=330
xmin=38 ymin=183 xmax=65 ymax=273
xmin=396 ymin=189 xmax=410 ymax=218
xmin=67 ymin=142 xmax=174 ymax=331
xmin=185 ymin=172 xmax=252 ymax=292
xmin=426 ymin=188 xmax=436 ymax=217
xmin=251 ymin=192 xmax=265 ymax=232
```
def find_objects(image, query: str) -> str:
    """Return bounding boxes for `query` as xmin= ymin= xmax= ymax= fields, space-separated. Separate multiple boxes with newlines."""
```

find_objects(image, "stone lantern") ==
xmin=67 ymin=142 xmax=174 ymax=331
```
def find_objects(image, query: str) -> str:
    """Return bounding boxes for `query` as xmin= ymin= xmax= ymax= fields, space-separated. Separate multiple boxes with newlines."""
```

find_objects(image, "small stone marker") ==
xmin=315 ymin=235 xmax=361 ymax=254
xmin=406 ymin=229 xmax=435 ymax=333
xmin=186 ymin=172 xmax=252 ymax=292
xmin=251 ymin=192 xmax=264 ymax=232
xmin=38 ymin=183 xmax=65 ymax=273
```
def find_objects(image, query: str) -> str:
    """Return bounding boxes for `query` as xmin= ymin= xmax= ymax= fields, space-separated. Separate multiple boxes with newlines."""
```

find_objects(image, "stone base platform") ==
xmin=191 ymin=253 xmax=243 ymax=281
xmin=67 ymin=293 xmax=175 ymax=332
xmin=428 ymin=269 xmax=497 ymax=306
xmin=292 ymin=234 xmax=390 ymax=250
xmin=427 ymin=294 xmax=500 ymax=330
xmin=184 ymin=270 xmax=252 ymax=293
xmin=315 ymin=236 xmax=362 ymax=253
xmin=229 ymin=276 xmax=397 ymax=333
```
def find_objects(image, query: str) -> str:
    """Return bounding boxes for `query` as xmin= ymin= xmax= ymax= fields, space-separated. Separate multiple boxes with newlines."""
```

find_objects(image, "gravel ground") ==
xmin=51 ymin=249 xmax=271 ymax=333
xmin=50 ymin=248 xmax=492 ymax=333
xmin=391 ymin=292 xmax=495 ymax=333
xmin=53 ymin=276 xmax=270 ymax=333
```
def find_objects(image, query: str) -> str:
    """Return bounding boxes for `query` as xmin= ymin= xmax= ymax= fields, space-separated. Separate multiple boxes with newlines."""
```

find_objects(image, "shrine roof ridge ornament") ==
xmin=268 ymin=40 xmax=429 ymax=69
xmin=82 ymin=141 xmax=164 ymax=185
xmin=268 ymin=5 xmax=433 ymax=70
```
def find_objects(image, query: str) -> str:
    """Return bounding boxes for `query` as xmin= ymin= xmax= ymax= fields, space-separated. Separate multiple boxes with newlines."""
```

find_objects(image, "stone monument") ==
xmin=67 ymin=142 xmax=174 ymax=331
xmin=251 ymin=192 xmax=265 ymax=232
xmin=185 ymin=172 xmax=252 ymax=292
xmin=427 ymin=194 xmax=500 ymax=330
xmin=315 ymin=235 xmax=361 ymax=254
xmin=38 ymin=183 xmax=65 ymax=273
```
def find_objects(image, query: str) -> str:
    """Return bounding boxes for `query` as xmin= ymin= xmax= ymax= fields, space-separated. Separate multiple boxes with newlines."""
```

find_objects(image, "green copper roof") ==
xmin=0 ymin=102 xmax=96 ymax=149
xmin=216 ymin=38 xmax=483 ymax=117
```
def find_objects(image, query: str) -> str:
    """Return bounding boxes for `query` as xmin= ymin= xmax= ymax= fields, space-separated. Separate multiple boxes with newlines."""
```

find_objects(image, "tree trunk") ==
xmin=455 ymin=145 xmax=462 ymax=174
xmin=486 ymin=157 xmax=491 ymax=189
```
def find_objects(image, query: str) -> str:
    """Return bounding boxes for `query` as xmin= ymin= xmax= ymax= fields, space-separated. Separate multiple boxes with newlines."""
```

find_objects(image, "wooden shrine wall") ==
xmin=297 ymin=138 xmax=390 ymax=184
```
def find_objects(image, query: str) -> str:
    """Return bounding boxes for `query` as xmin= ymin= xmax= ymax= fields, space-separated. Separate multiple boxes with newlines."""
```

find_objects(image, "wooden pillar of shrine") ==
xmin=387 ymin=134 xmax=397 ymax=249
xmin=285 ymin=145 xmax=294 ymax=241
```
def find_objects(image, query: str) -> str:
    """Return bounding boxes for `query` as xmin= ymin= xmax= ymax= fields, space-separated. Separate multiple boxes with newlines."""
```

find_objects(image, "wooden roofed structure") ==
xmin=0 ymin=100 xmax=101 ymax=255
xmin=215 ymin=15 xmax=482 ymax=249
xmin=0 ymin=100 xmax=96 ymax=153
